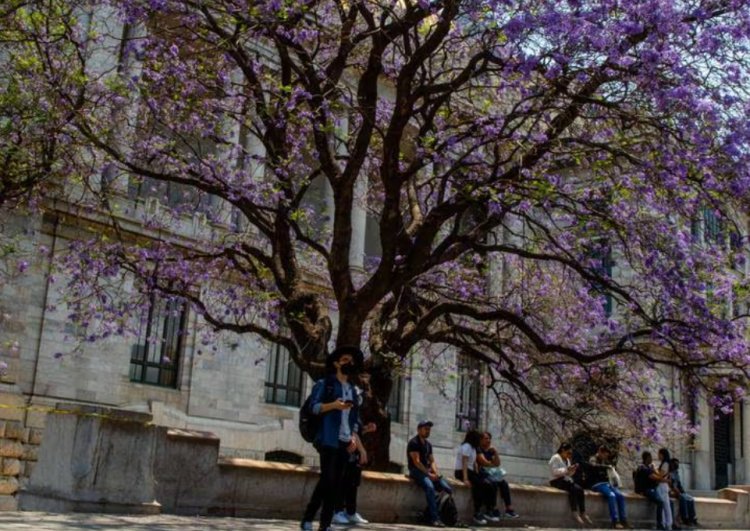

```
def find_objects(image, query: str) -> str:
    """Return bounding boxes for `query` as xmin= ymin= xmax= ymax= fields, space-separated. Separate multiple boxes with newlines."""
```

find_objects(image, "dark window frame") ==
xmin=455 ymin=353 xmax=482 ymax=431
xmin=129 ymin=294 xmax=187 ymax=388
xmin=387 ymin=375 xmax=405 ymax=423
xmin=264 ymin=341 xmax=304 ymax=407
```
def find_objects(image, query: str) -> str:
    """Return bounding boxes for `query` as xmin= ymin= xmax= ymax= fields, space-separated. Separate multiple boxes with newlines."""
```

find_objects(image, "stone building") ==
xmin=1 ymin=1 xmax=748 ymax=513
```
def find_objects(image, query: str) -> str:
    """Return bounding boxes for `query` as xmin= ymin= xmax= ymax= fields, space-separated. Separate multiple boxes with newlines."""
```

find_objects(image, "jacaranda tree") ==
xmin=15 ymin=0 xmax=750 ymax=467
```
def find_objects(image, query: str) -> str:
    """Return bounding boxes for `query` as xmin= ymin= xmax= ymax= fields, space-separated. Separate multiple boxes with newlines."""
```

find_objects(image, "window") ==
xmin=129 ymin=295 xmax=187 ymax=388
xmin=587 ymin=239 xmax=613 ymax=317
xmin=387 ymin=375 xmax=405 ymax=423
xmin=264 ymin=342 xmax=304 ymax=407
xmin=455 ymin=353 xmax=482 ymax=431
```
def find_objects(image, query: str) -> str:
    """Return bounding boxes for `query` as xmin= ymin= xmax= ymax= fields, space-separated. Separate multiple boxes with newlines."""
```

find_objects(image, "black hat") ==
xmin=417 ymin=420 xmax=434 ymax=429
xmin=325 ymin=345 xmax=364 ymax=371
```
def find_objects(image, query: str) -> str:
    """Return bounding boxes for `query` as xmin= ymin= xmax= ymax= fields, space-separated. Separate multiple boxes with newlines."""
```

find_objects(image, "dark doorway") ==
xmin=713 ymin=410 xmax=733 ymax=489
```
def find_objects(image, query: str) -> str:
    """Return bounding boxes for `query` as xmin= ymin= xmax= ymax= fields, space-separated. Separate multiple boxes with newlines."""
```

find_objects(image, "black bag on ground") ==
xmin=437 ymin=490 xmax=458 ymax=526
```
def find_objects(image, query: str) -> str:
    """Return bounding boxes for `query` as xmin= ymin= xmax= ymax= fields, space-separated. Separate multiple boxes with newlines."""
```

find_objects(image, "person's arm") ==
xmin=461 ymin=454 xmax=471 ymax=485
xmin=476 ymin=448 xmax=500 ymax=467
xmin=428 ymin=454 xmax=441 ymax=479
xmin=310 ymin=380 xmax=350 ymax=414
xmin=549 ymin=455 xmax=570 ymax=478
xmin=409 ymin=450 xmax=431 ymax=475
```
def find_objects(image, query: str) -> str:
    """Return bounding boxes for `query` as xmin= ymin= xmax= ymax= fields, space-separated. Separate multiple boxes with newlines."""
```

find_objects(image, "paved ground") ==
xmin=0 ymin=513 xmax=732 ymax=531
xmin=0 ymin=513 xmax=631 ymax=530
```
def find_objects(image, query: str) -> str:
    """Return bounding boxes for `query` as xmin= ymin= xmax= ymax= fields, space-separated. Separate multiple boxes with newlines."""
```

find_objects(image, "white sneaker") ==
xmin=347 ymin=512 xmax=369 ymax=524
xmin=332 ymin=511 xmax=351 ymax=525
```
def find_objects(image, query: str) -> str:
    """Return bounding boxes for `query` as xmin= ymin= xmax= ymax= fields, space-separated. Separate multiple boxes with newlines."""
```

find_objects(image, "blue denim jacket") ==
xmin=310 ymin=376 xmax=360 ymax=449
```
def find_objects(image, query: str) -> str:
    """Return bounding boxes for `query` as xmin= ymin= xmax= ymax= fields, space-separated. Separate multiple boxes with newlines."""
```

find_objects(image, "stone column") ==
xmin=743 ymin=399 xmax=750 ymax=485
xmin=692 ymin=393 xmax=713 ymax=490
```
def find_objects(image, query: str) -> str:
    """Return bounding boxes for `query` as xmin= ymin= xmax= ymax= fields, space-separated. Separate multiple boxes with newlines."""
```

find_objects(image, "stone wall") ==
xmin=19 ymin=405 xmax=750 ymax=529
xmin=0 ymin=391 xmax=43 ymax=511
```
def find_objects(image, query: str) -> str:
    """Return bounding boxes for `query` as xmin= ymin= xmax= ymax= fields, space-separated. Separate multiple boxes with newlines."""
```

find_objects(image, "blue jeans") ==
xmin=409 ymin=469 xmax=453 ymax=522
xmin=644 ymin=488 xmax=666 ymax=528
xmin=678 ymin=493 xmax=696 ymax=523
xmin=592 ymin=483 xmax=626 ymax=523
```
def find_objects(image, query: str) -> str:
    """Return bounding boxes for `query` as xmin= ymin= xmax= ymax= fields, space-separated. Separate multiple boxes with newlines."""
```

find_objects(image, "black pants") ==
xmin=550 ymin=477 xmax=586 ymax=513
xmin=334 ymin=456 xmax=362 ymax=515
xmin=303 ymin=443 xmax=350 ymax=528
xmin=455 ymin=469 xmax=494 ymax=514
xmin=489 ymin=479 xmax=512 ymax=509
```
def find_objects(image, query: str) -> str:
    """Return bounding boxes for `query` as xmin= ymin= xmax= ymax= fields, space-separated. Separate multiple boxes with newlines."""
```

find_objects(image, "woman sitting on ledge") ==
xmin=549 ymin=442 xmax=591 ymax=526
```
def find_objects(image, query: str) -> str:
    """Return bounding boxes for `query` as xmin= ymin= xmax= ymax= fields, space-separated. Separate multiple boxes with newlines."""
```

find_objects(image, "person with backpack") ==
xmin=407 ymin=420 xmax=453 ymax=527
xmin=454 ymin=429 xmax=496 ymax=526
xmin=634 ymin=451 xmax=670 ymax=530
xmin=300 ymin=346 xmax=363 ymax=531
xmin=586 ymin=445 xmax=628 ymax=529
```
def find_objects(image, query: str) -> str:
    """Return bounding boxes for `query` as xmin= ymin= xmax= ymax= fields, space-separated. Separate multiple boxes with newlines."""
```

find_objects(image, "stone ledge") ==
xmin=53 ymin=403 xmax=153 ymax=424
xmin=167 ymin=428 xmax=220 ymax=444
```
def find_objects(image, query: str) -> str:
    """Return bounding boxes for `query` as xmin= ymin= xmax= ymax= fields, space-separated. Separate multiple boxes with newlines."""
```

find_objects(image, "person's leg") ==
xmin=303 ymin=447 xmax=335 ymax=524
xmin=551 ymin=478 xmax=583 ymax=523
xmin=345 ymin=462 xmax=362 ymax=515
xmin=319 ymin=445 xmax=349 ymax=530
xmin=613 ymin=487 xmax=627 ymax=523
xmin=658 ymin=485 xmax=672 ymax=530
xmin=412 ymin=470 xmax=439 ymax=523
xmin=683 ymin=494 xmax=696 ymax=523
xmin=592 ymin=483 xmax=618 ymax=523
xmin=573 ymin=482 xmax=587 ymax=517
xmin=437 ymin=476 xmax=453 ymax=495
xmin=498 ymin=479 xmax=512 ymax=509
xmin=645 ymin=488 xmax=664 ymax=529
xmin=466 ymin=469 xmax=484 ymax=514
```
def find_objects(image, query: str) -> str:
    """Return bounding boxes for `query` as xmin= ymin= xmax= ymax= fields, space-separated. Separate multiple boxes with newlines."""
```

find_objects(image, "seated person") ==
xmin=634 ymin=451 xmax=671 ymax=530
xmin=407 ymin=420 xmax=452 ymax=528
xmin=476 ymin=431 xmax=519 ymax=520
xmin=669 ymin=458 xmax=698 ymax=526
xmin=454 ymin=429 xmax=496 ymax=525
xmin=549 ymin=442 xmax=590 ymax=525
xmin=587 ymin=445 xmax=628 ymax=529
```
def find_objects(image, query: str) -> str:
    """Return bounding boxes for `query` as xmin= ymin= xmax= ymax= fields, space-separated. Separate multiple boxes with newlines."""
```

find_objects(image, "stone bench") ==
xmin=18 ymin=405 xmax=750 ymax=528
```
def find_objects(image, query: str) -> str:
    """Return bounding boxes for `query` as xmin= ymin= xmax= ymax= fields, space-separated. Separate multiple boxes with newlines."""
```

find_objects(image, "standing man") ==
xmin=407 ymin=420 xmax=453 ymax=528
xmin=301 ymin=346 xmax=363 ymax=531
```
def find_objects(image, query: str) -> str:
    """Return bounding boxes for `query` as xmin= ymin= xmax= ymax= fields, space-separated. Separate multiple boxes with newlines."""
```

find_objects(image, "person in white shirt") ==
xmin=453 ymin=429 xmax=494 ymax=525
xmin=549 ymin=442 xmax=590 ymax=525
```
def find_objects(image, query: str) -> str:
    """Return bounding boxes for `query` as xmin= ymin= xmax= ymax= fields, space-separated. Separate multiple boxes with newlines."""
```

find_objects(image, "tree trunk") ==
xmin=358 ymin=363 xmax=394 ymax=472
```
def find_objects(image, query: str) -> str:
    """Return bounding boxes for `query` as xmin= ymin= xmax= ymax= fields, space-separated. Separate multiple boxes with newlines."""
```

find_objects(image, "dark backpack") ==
xmin=299 ymin=377 xmax=336 ymax=443
xmin=437 ymin=491 xmax=458 ymax=526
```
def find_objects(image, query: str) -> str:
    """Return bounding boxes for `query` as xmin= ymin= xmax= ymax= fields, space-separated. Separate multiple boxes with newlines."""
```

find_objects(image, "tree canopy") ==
xmin=10 ymin=0 xmax=750 ymax=455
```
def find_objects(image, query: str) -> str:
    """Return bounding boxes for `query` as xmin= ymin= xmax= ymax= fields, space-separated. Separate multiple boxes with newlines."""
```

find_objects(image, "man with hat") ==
xmin=407 ymin=420 xmax=452 ymax=527
xmin=300 ymin=346 xmax=363 ymax=531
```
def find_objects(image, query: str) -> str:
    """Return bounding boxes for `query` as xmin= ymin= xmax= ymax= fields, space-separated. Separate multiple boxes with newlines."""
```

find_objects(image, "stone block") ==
xmin=1 ymin=459 xmax=21 ymax=477
xmin=0 ymin=441 xmax=23 ymax=459
xmin=0 ymin=477 xmax=18 ymax=495
xmin=22 ymin=461 xmax=35 ymax=479
xmin=0 ymin=494 xmax=17 ymax=511
xmin=28 ymin=428 xmax=43 ymax=446
xmin=0 ymin=421 xmax=5 ymax=439
xmin=3 ymin=421 xmax=24 ymax=441
xmin=24 ymin=410 xmax=48 ymax=429
xmin=21 ymin=445 xmax=37 ymax=462
xmin=0 ymin=393 xmax=24 ymax=422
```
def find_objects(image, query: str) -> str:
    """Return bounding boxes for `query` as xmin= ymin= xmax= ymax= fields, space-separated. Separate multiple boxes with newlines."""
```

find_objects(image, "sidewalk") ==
xmin=0 ymin=512 xmax=740 ymax=531
xmin=0 ymin=512 xmax=640 ymax=530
